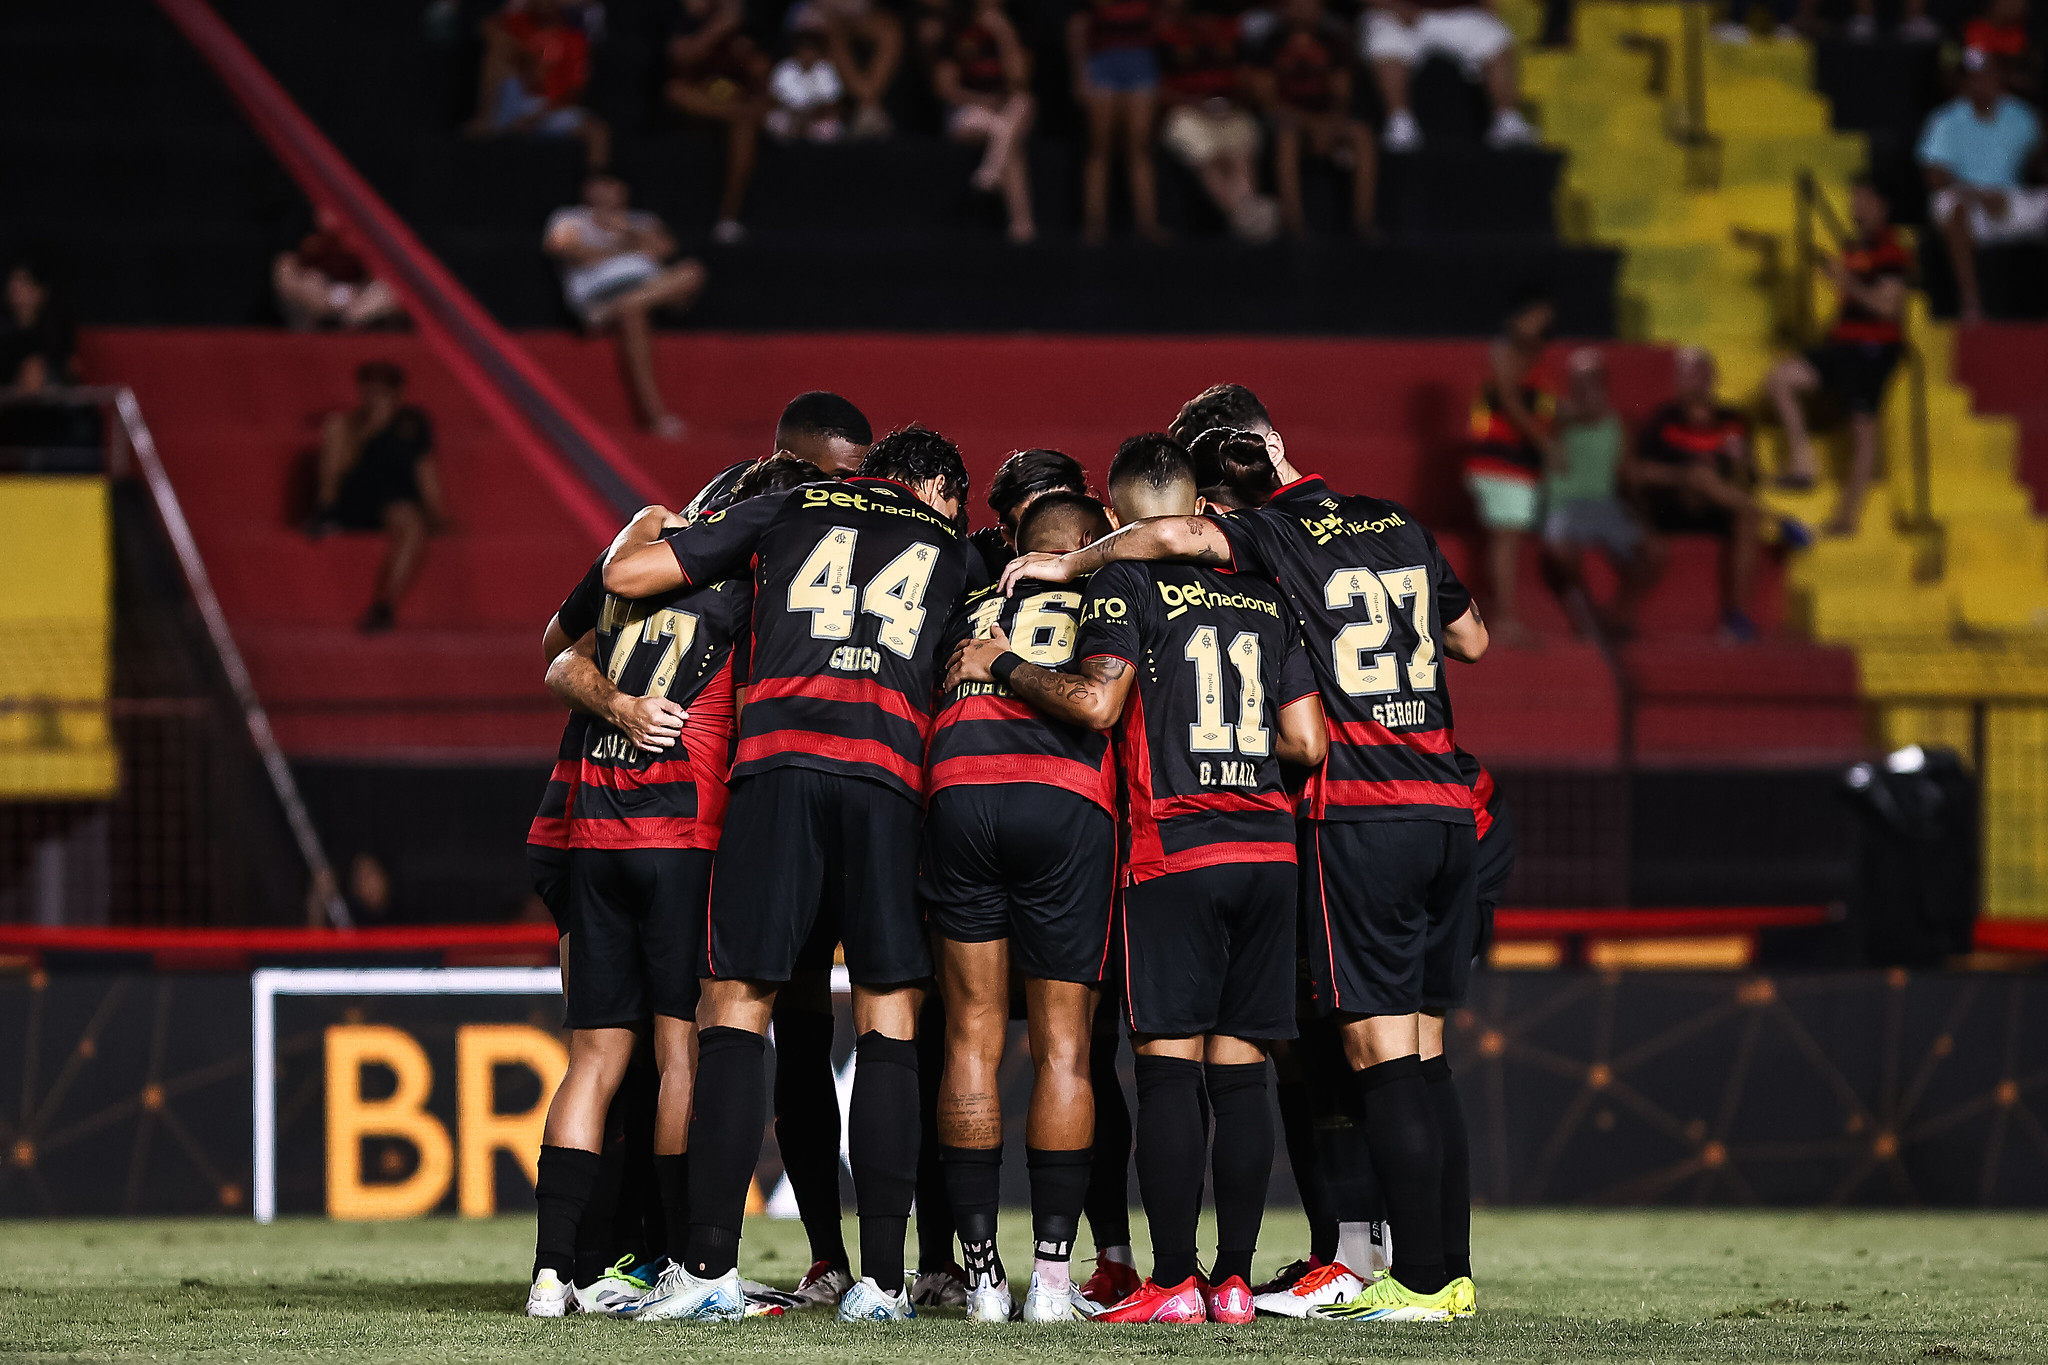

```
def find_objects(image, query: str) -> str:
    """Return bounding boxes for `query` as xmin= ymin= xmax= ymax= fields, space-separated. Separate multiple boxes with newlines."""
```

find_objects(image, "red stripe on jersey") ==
xmin=1151 ymin=790 xmax=1293 ymax=819
xmin=939 ymin=693 xmax=1041 ymax=726
xmin=568 ymin=816 xmax=719 ymax=850
xmin=1328 ymin=719 xmax=1457 ymax=754
xmin=1161 ymin=840 xmax=1298 ymax=874
xmin=545 ymin=758 xmax=577 ymax=782
xmin=1119 ymin=688 xmax=1166 ymax=881
xmin=737 ymin=729 xmax=925 ymax=789
xmin=574 ymin=758 xmax=694 ymax=790
xmin=746 ymin=673 xmax=928 ymax=729
xmin=1317 ymin=777 xmax=1475 ymax=810
xmin=1315 ymin=826 xmax=1341 ymax=1011
xmin=525 ymin=815 xmax=569 ymax=849
xmin=1472 ymin=762 xmax=1496 ymax=841
xmin=927 ymin=753 xmax=1117 ymax=811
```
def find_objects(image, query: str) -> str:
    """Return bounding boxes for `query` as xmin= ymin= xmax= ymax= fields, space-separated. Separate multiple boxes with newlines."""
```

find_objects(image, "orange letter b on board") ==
xmin=325 ymin=1025 xmax=454 ymax=1220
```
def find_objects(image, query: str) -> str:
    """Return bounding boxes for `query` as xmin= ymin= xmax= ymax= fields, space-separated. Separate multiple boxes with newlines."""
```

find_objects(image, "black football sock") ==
xmin=683 ymin=1026 xmax=768 ymax=1279
xmin=1421 ymin=1055 xmax=1473 ymax=1282
xmin=1275 ymin=1071 xmax=1333 ymax=1263
xmin=654 ymin=1153 xmax=689 ymax=1264
xmin=617 ymin=1034 xmax=664 ymax=1265
xmin=1354 ymin=1056 xmax=1446 ymax=1295
xmin=534 ymin=1145 xmax=602 ymax=1280
xmin=772 ymin=1008 xmax=848 ymax=1270
xmin=941 ymin=1145 xmax=1004 ymax=1285
xmin=1206 ymin=1061 xmax=1274 ymax=1288
xmin=1133 ymin=1054 xmax=1205 ymax=1288
xmin=1026 ymin=1146 xmax=1091 ymax=1268
xmin=574 ymin=1132 xmax=628 ymax=1285
xmin=850 ymin=1031 xmax=920 ymax=1291
xmin=913 ymin=1006 xmax=956 ymax=1273
xmin=1084 ymin=1018 xmax=1133 ymax=1250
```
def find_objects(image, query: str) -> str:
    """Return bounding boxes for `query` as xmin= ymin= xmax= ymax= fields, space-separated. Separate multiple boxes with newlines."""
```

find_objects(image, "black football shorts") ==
xmin=563 ymin=847 xmax=710 ymax=1029
xmin=527 ymin=843 xmax=571 ymax=934
xmin=921 ymin=784 xmax=1118 ymax=985
xmin=708 ymin=766 xmax=930 ymax=987
xmin=1121 ymin=861 xmax=1296 ymax=1041
xmin=1302 ymin=817 xmax=1478 ymax=1017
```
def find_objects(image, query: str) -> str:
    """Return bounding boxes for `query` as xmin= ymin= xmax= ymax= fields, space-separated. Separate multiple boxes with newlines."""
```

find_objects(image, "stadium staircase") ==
xmin=1516 ymin=2 xmax=2048 ymax=917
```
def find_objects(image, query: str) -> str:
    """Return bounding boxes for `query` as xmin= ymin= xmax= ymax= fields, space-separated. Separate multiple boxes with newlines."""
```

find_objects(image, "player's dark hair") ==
xmin=1108 ymin=432 xmax=1195 ymax=496
xmin=722 ymin=453 xmax=833 ymax=506
xmin=1169 ymin=383 xmax=1271 ymax=448
xmin=774 ymin=390 xmax=873 ymax=450
xmin=1016 ymin=491 xmax=1112 ymax=553
xmin=860 ymin=423 xmax=970 ymax=508
xmin=1188 ymin=427 xmax=1281 ymax=507
xmin=987 ymin=448 xmax=1087 ymax=527
xmin=356 ymin=360 xmax=406 ymax=389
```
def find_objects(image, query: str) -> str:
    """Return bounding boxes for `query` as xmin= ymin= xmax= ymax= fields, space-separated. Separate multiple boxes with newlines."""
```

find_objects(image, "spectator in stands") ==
xmin=933 ymin=0 xmax=1038 ymax=243
xmin=0 ymin=263 xmax=75 ymax=394
xmin=666 ymin=0 xmax=771 ymax=244
xmin=767 ymin=21 xmax=848 ymax=141
xmin=543 ymin=174 xmax=708 ymax=439
xmin=1069 ymin=0 xmax=1166 ymax=244
xmin=308 ymin=362 xmax=445 ymax=635
xmin=1363 ymin=0 xmax=1538 ymax=153
xmin=1540 ymin=349 xmax=1659 ymax=640
xmin=1155 ymin=0 xmax=1279 ymax=240
xmin=1464 ymin=287 xmax=1555 ymax=647
xmin=273 ymin=210 xmax=406 ymax=332
xmin=1921 ymin=48 xmax=2047 ymax=324
xmin=1712 ymin=1 xmax=1798 ymax=45
xmin=468 ymin=0 xmax=611 ymax=169
xmin=1966 ymin=0 xmax=2037 ymax=97
xmin=1637 ymin=348 xmax=1809 ymax=643
xmin=786 ymin=0 xmax=905 ymax=137
xmin=1247 ymin=0 xmax=1380 ymax=238
xmin=1845 ymin=0 xmax=1940 ymax=44
xmin=1767 ymin=176 xmax=1908 ymax=535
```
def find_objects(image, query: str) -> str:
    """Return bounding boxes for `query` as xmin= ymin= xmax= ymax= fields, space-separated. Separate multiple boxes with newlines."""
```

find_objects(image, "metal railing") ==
xmin=1 ymin=386 xmax=348 ymax=926
xmin=1618 ymin=0 xmax=1724 ymax=189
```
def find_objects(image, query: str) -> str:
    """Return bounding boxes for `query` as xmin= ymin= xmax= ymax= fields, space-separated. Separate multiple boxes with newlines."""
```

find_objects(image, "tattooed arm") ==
xmin=999 ymin=515 xmax=1232 ymax=595
xmin=944 ymin=623 xmax=1135 ymax=730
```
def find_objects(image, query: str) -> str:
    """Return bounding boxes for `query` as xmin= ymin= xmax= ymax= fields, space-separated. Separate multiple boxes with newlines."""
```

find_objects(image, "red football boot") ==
xmin=1079 ymin=1256 xmax=1143 ymax=1310
xmin=1204 ymin=1275 xmax=1255 ymax=1324
xmin=1094 ymin=1277 xmax=1208 ymax=1324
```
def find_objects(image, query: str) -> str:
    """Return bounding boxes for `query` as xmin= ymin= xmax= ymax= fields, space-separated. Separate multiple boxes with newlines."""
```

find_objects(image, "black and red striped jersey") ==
xmin=1455 ymin=746 xmax=1501 ymax=841
xmin=1075 ymin=561 xmax=1316 ymax=883
xmin=1208 ymin=475 xmax=1475 ymax=825
xmin=661 ymin=476 xmax=974 ymax=803
xmin=527 ymin=557 xmax=608 ymax=851
xmin=568 ymin=576 xmax=751 ymax=850
xmin=927 ymin=577 xmax=1117 ymax=814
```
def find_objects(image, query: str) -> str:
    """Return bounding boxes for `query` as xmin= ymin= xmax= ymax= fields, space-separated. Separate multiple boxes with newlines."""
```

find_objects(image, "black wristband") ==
xmin=989 ymin=651 xmax=1026 ymax=687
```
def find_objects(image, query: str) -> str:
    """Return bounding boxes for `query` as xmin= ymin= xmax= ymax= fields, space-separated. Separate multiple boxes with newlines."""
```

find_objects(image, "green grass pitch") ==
xmin=3 ymin=1210 xmax=2043 ymax=1362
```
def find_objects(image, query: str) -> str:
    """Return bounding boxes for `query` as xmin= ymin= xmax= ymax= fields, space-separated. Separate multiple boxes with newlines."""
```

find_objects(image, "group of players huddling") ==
xmin=522 ymin=382 xmax=1515 ymax=1327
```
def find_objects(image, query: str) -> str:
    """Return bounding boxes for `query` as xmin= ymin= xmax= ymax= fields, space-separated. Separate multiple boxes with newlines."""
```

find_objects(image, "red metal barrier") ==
xmin=152 ymin=0 xmax=658 ymax=542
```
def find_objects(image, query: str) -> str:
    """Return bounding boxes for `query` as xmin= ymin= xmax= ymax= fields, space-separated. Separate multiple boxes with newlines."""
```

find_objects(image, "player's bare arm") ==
xmin=1275 ymin=694 xmax=1329 ymax=768
xmin=999 ymin=515 xmax=1230 ymax=595
xmin=1444 ymin=603 xmax=1489 ymax=663
xmin=602 ymin=505 xmax=688 ymax=597
xmin=544 ymin=634 xmax=683 ymax=751
xmin=946 ymin=622 xmax=1134 ymax=730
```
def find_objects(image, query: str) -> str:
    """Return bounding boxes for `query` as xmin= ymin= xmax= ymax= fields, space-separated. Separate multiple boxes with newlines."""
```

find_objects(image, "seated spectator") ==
xmin=1463 ymin=288 xmax=1555 ymax=647
xmin=786 ymin=0 xmax=904 ymax=137
xmin=1922 ymin=48 xmax=2046 ymax=324
xmin=1712 ymin=0 xmax=1799 ymax=45
xmin=1539 ymin=348 xmax=1660 ymax=640
xmin=273 ymin=210 xmax=406 ymax=332
xmin=767 ymin=23 xmax=848 ymax=140
xmin=0 ymin=263 xmax=75 ymax=394
xmin=1845 ymin=0 xmax=1940 ymax=44
xmin=1637 ymin=347 xmax=1810 ymax=644
xmin=1155 ymin=0 xmax=1279 ymax=241
xmin=933 ymin=0 xmax=1038 ymax=243
xmin=1363 ymin=0 xmax=1537 ymax=153
xmin=1247 ymin=0 xmax=1379 ymax=237
xmin=666 ymin=0 xmax=771 ymax=244
xmin=543 ymin=174 xmax=708 ymax=439
xmin=467 ymin=0 xmax=611 ymax=169
xmin=1069 ymin=0 xmax=1166 ymax=243
xmin=1767 ymin=175 xmax=1908 ymax=534
xmin=308 ymin=362 xmax=446 ymax=635
xmin=1966 ymin=0 xmax=2037 ymax=97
